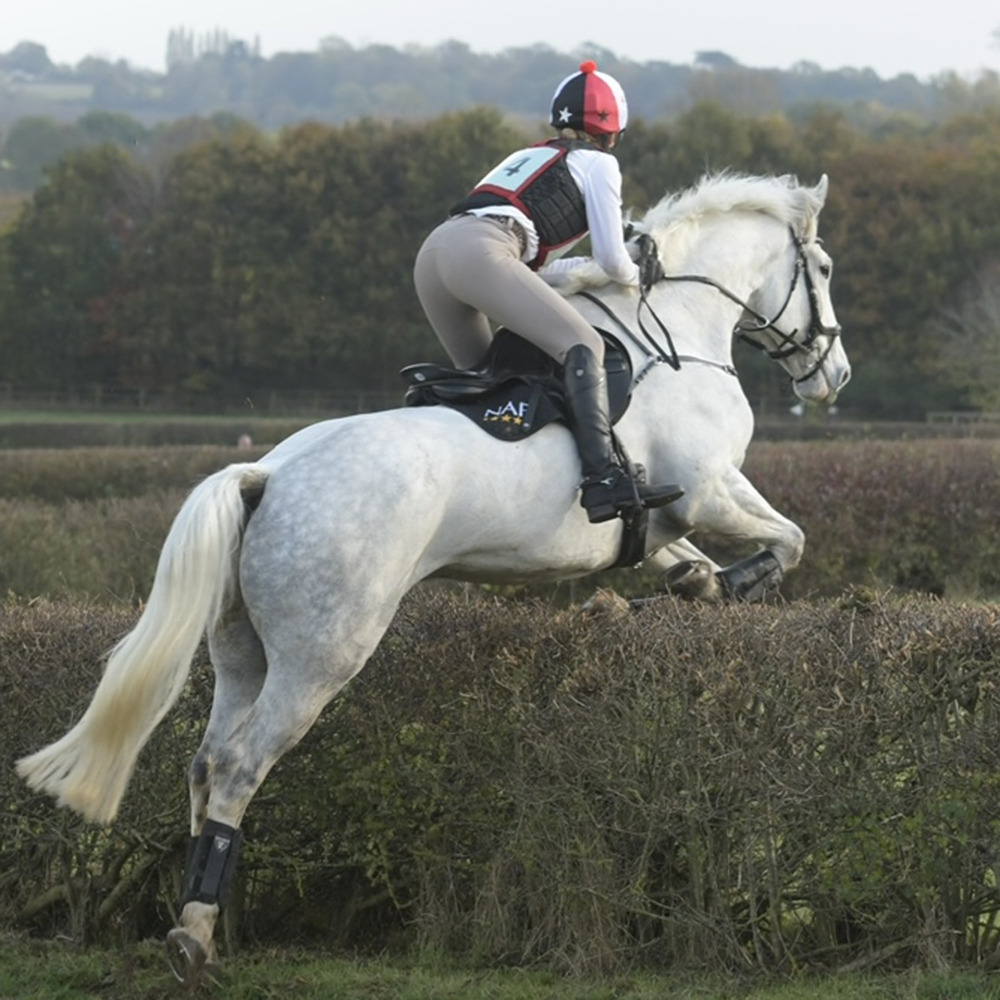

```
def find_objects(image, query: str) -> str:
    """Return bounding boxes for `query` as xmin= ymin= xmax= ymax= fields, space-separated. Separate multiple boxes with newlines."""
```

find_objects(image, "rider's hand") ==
xmin=637 ymin=235 xmax=664 ymax=290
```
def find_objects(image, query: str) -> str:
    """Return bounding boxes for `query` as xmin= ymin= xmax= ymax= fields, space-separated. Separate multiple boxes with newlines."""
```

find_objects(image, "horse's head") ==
xmin=736 ymin=175 xmax=851 ymax=405
xmin=638 ymin=172 xmax=851 ymax=406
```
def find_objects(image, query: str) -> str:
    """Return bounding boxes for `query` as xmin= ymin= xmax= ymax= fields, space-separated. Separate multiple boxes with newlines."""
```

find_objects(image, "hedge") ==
xmin=3 ymin=587 xmax=1000 ymax=976
xmin=1 ymin=439 xmax=1000 ymax=603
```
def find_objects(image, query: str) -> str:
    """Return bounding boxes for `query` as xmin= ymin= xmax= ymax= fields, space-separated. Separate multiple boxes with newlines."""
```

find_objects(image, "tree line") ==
xmin=4 ymin=35 xmax=1000 ymax=139
xmin=2 ymin=101 xmax=1000 ymax=418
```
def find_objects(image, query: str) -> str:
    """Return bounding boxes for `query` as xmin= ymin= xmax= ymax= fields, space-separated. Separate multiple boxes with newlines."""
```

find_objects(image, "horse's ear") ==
xmin=813 ymin=174 xmax=829 ymax=209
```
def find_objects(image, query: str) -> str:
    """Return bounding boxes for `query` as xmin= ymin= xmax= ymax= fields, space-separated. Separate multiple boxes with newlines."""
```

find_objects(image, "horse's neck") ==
xmin=650 ymin=214 xmax=781 ymax=358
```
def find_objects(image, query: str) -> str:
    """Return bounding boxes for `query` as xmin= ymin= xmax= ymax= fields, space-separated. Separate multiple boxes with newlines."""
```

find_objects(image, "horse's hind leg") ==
xmin=168 ymin=616 xmax=391 ymax=984
xmin=188 ymin=609 xmax=268 ymax=832
xmin=168 ymin=609 xmax=268 ymax=984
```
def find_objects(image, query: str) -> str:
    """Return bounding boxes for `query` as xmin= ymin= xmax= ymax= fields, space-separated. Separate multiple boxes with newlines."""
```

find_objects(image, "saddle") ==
xmin=401 ymin=328 xmax=633 ymax=440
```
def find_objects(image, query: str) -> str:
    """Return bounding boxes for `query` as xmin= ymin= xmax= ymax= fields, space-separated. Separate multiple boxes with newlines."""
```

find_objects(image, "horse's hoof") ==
xmin=166 ymin=928 xmax=211 ymax=986
xmin=661 ymin=560 xmax=722 ymax=602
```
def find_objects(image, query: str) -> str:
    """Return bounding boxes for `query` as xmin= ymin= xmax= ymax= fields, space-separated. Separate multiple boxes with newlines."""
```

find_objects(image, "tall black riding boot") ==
xmin=563 ymin=344 xmax=683 ymax=524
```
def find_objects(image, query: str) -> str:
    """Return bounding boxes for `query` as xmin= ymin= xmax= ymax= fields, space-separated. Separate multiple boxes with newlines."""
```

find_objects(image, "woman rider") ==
xmin=414 ymin=61 xmax=681 ymax=524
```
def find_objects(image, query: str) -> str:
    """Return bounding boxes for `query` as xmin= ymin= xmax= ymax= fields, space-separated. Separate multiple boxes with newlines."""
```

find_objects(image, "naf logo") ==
xmin=483 ymin=398 xmax=531 ymax=430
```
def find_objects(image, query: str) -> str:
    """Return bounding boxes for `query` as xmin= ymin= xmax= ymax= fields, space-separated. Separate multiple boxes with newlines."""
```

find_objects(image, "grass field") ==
xmin=3 ymin=939 xmax=1000 ymax=1000
xmin=10 ymin=82 xmax=94 ymax=102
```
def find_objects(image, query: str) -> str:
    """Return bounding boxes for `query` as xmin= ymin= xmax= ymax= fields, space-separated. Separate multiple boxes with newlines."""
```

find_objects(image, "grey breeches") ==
xmin=414 ymin=214 xmax=605 ymax=370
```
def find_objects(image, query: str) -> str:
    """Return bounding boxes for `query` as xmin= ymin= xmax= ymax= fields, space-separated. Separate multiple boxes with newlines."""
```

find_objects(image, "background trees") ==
xmin=3 ymin=103 xmax=1000 ymax=418
xmin=6 ymin=37 xmax=999 ymax=136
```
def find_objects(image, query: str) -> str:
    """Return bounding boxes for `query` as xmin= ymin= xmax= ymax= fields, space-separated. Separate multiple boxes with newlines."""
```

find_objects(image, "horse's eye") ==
xmin=820 ymin=264 xmax=831 ymax=279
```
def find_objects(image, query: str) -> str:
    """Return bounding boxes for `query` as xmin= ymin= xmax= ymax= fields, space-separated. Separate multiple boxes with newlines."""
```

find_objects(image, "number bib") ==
xmin=473 ymin=146 xmax=564 ymax=195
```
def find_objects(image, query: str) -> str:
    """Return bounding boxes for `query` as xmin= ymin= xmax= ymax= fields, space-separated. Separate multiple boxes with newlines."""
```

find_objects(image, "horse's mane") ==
xmin=636 ymin=172 xmax=824 ymax=267
xmin=544 ymin=171 xmax=826 ymax=296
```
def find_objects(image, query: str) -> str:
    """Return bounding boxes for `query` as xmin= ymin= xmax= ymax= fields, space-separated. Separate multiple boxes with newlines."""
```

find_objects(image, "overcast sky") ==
xmin=2 ymin=0 xmax=998 ymax=82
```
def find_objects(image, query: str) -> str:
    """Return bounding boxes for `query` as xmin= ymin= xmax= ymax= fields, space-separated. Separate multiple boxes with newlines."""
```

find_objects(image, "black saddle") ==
xmin=401 ymin=328 xmax=633 ymax=441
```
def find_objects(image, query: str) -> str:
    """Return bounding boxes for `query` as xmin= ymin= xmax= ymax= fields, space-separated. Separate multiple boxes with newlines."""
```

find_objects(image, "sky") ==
xmin=2 ymin=0 xmax=998 ymax=82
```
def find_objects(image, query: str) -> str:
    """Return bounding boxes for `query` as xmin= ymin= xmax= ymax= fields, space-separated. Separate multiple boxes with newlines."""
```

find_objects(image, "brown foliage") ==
xmin=2 ymin=437 xmax=1000 ymax=604
xmin=743 ymin=438 xmax=1000 ymax=599
xmin=0 ymin=598 xmax=201 ymax=942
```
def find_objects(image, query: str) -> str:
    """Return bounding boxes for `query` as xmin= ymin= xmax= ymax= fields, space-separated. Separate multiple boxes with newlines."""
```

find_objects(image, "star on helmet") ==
xmin=549 ymin=61 xmax=628 ymax=136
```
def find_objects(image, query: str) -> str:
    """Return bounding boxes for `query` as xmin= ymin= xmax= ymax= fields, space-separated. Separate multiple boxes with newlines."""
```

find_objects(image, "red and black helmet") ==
xmin=550 ymin=60 xmax=628 ymax=136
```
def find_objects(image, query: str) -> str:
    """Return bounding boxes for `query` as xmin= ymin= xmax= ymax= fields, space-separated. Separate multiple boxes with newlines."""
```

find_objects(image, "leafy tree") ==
xmin=688 ymin=67 xmax=784 ymax=117
xmin=0 ymin=117 xmax=79 ymax=190
xmin=76 ymin=111 xmax=147 ymax=148
xmin=664 ymin=101 xmax=757 ymax=179
xmin=933 ymin=262 xmax=1000 ymax=410
xmin=0 ymin=41 xmax=53 ymax=76
xmin=111 ymin=126 xmax=290 ymax=393
xmin=0 ymin=145 xmax=151 ymax=387
xmin=4 ymin=102 xmax=1000 ymax=418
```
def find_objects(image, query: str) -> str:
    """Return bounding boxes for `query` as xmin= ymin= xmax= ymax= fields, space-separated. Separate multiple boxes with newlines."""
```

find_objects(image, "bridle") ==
xmin=582 ymin=227 xmax=841 ymax=388
xmin=726 ymin=229 xmax=842 ymax=385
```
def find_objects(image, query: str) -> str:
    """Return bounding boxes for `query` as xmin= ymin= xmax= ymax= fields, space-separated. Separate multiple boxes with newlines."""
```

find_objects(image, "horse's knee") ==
xmin=189 ymin=755 xmax=211 ymax=789
xmin=773 ymin=523 xmax=805 ymax=570
xmin=789 ymin=524 xmax=806 ymax=567
xmin=187 ymin=754 xmax=213 ymax=831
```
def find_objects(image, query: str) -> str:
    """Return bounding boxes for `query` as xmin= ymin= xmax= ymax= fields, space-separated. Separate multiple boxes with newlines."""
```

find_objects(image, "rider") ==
xmin=413 ymin=61 xmax=681 ymax=524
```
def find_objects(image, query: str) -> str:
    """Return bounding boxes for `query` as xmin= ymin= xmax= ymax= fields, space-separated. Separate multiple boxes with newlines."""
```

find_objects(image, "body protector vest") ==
xmin=450 ymin=139 xmax=595 ymax=269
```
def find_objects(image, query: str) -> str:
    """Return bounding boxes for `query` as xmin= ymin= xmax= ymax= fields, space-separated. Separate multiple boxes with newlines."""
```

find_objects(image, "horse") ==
xmin=16 ymin=170 xmax=849 ymax=984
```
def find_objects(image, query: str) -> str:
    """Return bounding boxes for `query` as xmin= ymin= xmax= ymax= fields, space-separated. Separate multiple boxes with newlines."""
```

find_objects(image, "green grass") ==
xmin=1 ymin=940 xmax=999 ymax=1000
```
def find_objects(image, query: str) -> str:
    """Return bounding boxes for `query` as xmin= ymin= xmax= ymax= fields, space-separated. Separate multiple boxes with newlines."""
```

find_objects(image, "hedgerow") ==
xmin=3 ymin=588 xmax=1000 ymax=976
xmin=1 ymin=439 xmax=999 ymax=602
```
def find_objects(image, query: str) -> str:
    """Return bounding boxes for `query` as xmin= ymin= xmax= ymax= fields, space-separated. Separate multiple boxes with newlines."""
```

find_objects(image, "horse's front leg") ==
xmin=643 ymin=538 xmax=723 ymax=602
xmin=654 ymin=468 xmax=804 ymax=602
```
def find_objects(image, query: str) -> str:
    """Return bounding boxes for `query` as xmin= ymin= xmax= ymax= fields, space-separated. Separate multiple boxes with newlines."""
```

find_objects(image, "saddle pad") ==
xmin=450 ymin=377 xmax=565 ymax=440
xmin=403 ymin=328 xmax=632 ymax=441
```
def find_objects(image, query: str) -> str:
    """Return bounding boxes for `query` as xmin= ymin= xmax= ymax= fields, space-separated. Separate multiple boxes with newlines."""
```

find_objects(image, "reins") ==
xmin=581 ymin=226 xmax=840 ymax=389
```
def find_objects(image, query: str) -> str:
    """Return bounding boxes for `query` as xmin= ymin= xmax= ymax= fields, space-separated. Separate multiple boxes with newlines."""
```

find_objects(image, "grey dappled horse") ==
xmin=18 ymin=171 xmax=849 ymax=984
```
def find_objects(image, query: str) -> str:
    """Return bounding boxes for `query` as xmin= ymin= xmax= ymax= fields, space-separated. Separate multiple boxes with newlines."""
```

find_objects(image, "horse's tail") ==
xmin=16 ymin=462 xmax=270 ymax=825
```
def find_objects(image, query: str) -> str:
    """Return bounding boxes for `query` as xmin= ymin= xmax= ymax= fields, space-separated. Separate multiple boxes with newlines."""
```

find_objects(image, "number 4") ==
xmin=504 ymin=156 xmax=530 ymax=177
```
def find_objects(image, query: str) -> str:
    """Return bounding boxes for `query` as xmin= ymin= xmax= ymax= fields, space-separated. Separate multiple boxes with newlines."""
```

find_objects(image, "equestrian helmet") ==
xmin=550 ymin=60 xmax=628 ymax=136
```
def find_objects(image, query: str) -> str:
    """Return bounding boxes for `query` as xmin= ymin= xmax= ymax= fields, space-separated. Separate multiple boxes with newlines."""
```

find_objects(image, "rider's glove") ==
xmin=637 ymin=234 xmax=664 ymax=291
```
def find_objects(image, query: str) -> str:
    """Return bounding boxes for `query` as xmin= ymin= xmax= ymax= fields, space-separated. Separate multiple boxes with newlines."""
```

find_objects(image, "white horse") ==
xmin=17 ymin=171 xmax=849 ymax=984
